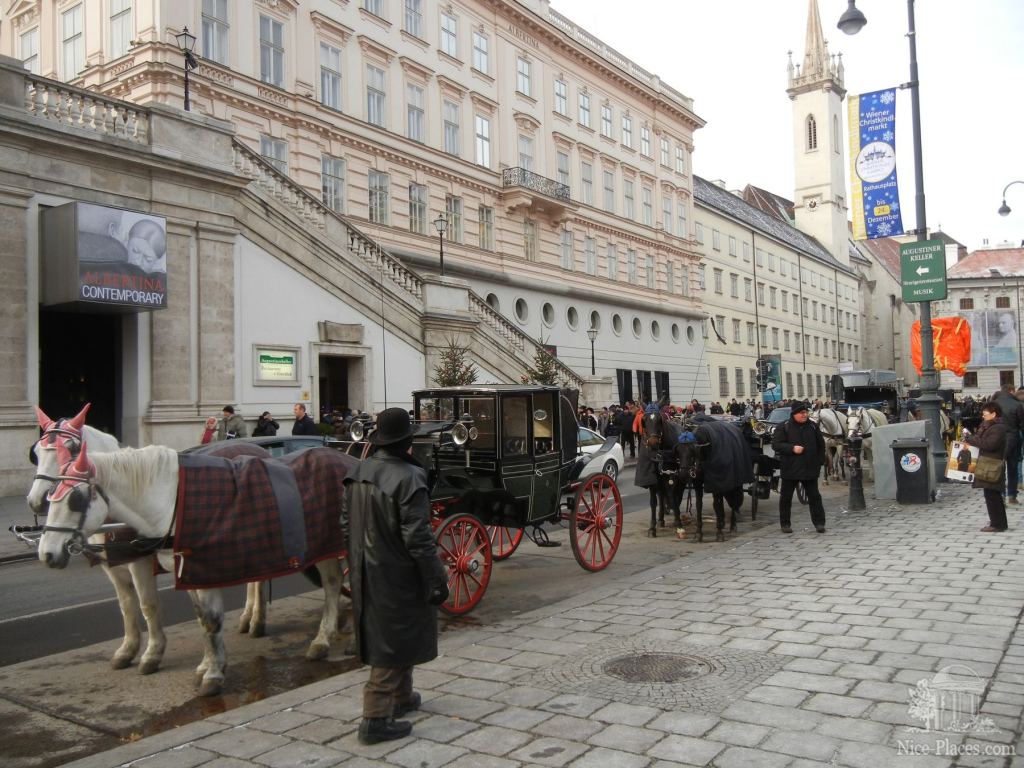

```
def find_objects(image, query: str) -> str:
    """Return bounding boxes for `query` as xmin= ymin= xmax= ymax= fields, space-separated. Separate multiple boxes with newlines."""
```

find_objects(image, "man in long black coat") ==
xmin=343 ymin=408 xmax=449 ymax=744
xmin=771 ymin=401 xmax=827 ymax=533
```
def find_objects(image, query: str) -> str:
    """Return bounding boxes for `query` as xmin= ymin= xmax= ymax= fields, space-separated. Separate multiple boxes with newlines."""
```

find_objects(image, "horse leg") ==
xmin=647 ymin=488 xmax=658 ymax=537
xmin=306 ymin=559 xmax=342 ymax=661
xmin=128 ymin=557 xmax=165 ymax=675
xmin=239 ymin=581 xmax=268 ymax=637
xmin=102 ymin=562 xmax=141 ymax=670
xmin=189 ymin=589 xmax=227 ymax=697
xmin=728 ymin=487 xmax=741 ymax=534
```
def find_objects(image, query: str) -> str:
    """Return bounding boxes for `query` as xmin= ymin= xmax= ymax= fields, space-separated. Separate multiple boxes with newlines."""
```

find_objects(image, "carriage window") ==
xmin=501 ymin=396 xmax=528 ymax=456
xmin=533 ymin=393 xmax=555 ymax=454
xmin=416 ymin=397 xmax=455 ymax=422
xmin=463 ymin=397 xmax=496 ymax=451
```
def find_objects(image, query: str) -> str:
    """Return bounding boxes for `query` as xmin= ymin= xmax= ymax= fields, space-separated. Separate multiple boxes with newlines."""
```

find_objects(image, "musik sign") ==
xmin=41 ymin=202 xmax=167 ymax=312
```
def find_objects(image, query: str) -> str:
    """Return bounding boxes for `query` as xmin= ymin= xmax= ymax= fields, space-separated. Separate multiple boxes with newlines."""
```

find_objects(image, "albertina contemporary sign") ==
xmin=900 ymin=240 xmax=947 ymax=303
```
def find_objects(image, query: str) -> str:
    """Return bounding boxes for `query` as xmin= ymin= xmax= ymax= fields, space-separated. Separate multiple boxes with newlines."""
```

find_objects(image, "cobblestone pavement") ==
xmin=64 ymin=483 xmax=1024 ymax=768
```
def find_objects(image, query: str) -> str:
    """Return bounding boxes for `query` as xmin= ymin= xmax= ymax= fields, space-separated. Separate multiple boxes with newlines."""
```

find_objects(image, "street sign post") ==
xmin=900 ymin=239 xmax=947 ymax=302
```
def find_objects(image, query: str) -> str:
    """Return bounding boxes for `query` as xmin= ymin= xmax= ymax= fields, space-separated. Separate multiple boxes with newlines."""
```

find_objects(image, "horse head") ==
xmin=641 ymin=407 xmax=665 ymax=451
xmin=676 ymin=430 xmax=702 ymax=477
xmin=39 ymin=443 xmax=107 ymax=569
xmin=845 ymin=407 xmax=864 ymax=438
xmin=27 ymin=403 xmax=91 ymax=515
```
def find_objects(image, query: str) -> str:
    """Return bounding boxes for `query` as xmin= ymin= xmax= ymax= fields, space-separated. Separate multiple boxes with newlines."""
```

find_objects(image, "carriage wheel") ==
xmin=569 ymin=473 xmax=622 ymax=572
xmin=435 ymin=514 xmax=492 ymax=615
xmin=486 ymin=526 xmax=523 ymax=561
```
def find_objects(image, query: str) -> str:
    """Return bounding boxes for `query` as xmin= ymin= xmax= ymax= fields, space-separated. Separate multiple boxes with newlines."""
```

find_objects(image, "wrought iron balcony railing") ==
xmin=502 ymin=167 xmax=570 ymax=201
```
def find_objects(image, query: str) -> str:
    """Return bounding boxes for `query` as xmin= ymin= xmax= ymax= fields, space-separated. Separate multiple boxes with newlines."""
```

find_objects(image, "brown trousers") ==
xmin=363 ymin=666 xmax=413 ymax=718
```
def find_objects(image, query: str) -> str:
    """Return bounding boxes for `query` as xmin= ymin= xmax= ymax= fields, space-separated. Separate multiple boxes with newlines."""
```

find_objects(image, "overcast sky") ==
xmin=550 ymin=0 xmax=1024 ymax=253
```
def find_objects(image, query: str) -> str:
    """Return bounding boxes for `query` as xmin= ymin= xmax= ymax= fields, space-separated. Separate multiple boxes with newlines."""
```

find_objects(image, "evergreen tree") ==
xmin=523 ymin=340 xmax=562 ymax=385
xmin=432 ymin=337 xmax=479 ymax=387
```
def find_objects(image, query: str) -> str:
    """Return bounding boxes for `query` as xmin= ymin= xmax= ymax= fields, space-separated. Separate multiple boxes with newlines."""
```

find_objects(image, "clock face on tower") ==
xmin=807 ymin=199 xmax=818 ymax=210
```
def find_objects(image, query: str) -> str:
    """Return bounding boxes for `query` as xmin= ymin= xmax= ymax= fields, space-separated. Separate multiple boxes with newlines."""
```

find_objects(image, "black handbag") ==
xmin=974 ymin=454 xmax=1004 ymax=484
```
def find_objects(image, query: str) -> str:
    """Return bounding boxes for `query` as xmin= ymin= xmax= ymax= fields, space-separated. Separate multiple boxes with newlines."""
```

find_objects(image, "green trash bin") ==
xmin=892 ymin=439 xmax=931 ymax=504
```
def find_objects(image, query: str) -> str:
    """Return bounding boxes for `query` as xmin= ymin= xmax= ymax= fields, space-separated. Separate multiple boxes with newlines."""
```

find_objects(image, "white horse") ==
xmin=810 ymin=408 xmax=846 ymax=484
xmin=38 ymin=443 xmax=345 ymax=697
xmin=845 ymin=407 xmax=889 ymax=480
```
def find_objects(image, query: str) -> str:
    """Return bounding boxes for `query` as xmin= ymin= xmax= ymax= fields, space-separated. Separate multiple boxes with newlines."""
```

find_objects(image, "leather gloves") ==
xmin=428 ymin=581 xmax=450 ymax=606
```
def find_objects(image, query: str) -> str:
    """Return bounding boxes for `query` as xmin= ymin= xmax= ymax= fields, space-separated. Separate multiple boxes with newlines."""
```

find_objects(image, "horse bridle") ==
xmin=42 ymin=470 xmax=110 ymax=556
xmin=32 ymin=422 xmax=83 ymax=485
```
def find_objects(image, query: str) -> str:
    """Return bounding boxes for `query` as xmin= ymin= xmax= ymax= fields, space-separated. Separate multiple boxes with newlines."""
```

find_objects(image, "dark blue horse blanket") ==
xmin=692 ymin=417 xmax=755 ymax=493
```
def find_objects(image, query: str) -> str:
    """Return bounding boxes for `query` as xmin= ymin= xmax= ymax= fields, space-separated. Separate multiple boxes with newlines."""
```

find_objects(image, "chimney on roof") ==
xmin=709 ymin=179 xmax=728 ymax=190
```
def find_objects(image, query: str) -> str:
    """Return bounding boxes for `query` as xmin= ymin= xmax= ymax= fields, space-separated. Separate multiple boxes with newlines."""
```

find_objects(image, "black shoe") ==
xmin=781 ymin=526 xmax=793 ymax=534
xmin=358 ymin=717 xmax=412 ymax=745
xmin=815 ymin=525 xmax=826 ymax=533
xmin=393 ymin=691 xmax=421 ymax=718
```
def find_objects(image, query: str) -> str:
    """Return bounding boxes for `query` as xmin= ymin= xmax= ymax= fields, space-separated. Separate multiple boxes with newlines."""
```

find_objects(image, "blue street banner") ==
xmin=848 ymin=88 xmax=904 ymax=240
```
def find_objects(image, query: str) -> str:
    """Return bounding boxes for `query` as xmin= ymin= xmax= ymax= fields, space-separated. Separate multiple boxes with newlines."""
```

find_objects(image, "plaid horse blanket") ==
xmin=172 ymin=446 xmax=356 ymax=589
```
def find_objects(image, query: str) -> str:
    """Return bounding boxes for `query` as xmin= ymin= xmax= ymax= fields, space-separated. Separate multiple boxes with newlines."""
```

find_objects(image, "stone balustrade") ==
xmin=23 ymin=75 xmax=149 ymax=144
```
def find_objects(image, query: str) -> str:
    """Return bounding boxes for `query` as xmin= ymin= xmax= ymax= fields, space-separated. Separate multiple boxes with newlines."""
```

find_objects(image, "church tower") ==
xmin=787 ymin=0 xmax=850 ymax=267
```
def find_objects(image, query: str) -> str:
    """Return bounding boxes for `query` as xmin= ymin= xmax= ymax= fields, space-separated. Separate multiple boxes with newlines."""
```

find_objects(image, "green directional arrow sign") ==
xmin=900 ymin=239 xmax=947 ymax=302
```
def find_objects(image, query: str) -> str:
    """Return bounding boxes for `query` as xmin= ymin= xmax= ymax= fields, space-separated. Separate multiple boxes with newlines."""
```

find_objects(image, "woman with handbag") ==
xmin=964 ymin=401 xmax=1009 ymax=532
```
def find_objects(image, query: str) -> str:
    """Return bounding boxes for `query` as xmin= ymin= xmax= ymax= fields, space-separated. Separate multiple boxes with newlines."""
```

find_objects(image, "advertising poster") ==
xmin=958 ymin=310 xmax=1019 ymax=369
xmin=848 ymin=88 xmax=904 ymax=240
xmin=945 ymin=440 xmax=978 ymax=483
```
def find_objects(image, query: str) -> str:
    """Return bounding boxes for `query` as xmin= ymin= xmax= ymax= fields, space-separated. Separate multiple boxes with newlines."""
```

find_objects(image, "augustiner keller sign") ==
xmin=41 ymin=202 xmax=168 ymax=312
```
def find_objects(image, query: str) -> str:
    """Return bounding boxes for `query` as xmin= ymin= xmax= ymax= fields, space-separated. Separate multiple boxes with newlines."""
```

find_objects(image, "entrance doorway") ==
xmin=39 ymin=308 xmax=121 ymax=439
xmin=319 ymin=355 xmax=352 ymax=420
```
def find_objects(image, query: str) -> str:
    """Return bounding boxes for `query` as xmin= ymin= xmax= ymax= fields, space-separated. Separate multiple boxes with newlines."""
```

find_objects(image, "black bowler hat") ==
xmin=369 ymin=407 xmax=416 ymax=446
xmin=791 ymin=402 xmax=810 ymax=415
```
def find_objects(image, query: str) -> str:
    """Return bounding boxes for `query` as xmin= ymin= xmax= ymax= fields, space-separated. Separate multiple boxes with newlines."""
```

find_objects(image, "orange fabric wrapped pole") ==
xmin=910 ymin=317 xmax=972 ymax=377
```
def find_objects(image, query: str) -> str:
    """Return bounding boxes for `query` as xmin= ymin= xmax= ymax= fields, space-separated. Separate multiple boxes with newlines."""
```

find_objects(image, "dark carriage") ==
xmin=353 ymin=385 xmax=623 ymax=615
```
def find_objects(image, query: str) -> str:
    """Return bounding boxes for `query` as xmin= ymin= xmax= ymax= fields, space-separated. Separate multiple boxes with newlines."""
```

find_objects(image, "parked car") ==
xmin=577 ymin=426 xmax=624 ymax=482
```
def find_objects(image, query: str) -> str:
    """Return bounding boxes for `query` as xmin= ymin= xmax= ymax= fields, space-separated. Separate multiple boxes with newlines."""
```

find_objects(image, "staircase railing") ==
xmin=23 ymin=74 xmax=149 ymax=144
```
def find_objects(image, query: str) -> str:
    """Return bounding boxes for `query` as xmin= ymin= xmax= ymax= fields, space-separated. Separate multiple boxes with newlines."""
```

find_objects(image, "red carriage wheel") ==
xmin=486 ymin=525 xmax=523 ymax=561
xmin=434 ymin=514 xmax=492 ymax=615
xmin=569 ymin=473 xmax=622 ymax=572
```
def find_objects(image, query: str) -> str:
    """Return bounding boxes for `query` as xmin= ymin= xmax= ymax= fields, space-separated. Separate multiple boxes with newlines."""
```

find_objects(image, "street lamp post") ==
xmin=998 ymin=181 xmax=1024 ymax=217
xmin=432 ymin=215 xmax=447 ymax=277
xmin=586 ymin=326 xmax=598 ymax=375
xmin=990 ymin=268 xmax=1024 ymax=387
xmin=839 ymin=0 xmax=947 ymax=482
xmin=174 ymin=27 xmax=199 ymax=112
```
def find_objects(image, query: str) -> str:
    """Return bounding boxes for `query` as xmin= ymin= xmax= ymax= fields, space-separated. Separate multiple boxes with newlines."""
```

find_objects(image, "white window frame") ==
xmin=202 ymin=0 xmax=229 ymax=65
xmin=440 ymin=12 xmax=458 ymax=57
xmin=518 ymin=135 xmax=534 ymax=171
xmin=320 ymin=42 xmax=342 ymax=110
xmin=404 ymin=0 xmax=423 ymax=38
xmin=260 ymin=135 xmax=288 ymax=173
xmin=623 ymin=180 xmax=635 ymax=220
xmin=516 ymin=56 xmax=531 ymax=96
xmin=578 ymin=92 xmax=591 ymax=128
xmin=321 ymin=155 xmax=346 ymax=212
xmin=560 ymin=229 xmax=574 ymax=270
xmin=584 ymin=237 xmax=596 ymax=275
xmin=406 ymin=83 xmax=425 ymax=142
xmin=443 ymin=100 xmax=460 ymax=155
xmin=109 ymin=0 xmax=132 ymax=59
xmin=662 ymin=197 xmax=672 ymax=234
xmin=603 ymin=170 xmax=615 ymax=212
xmin=627 ymin=249 xmax=637 ymax=283
xmin=478 ymin=205 xmax=494 ymax=250
xmin=606 ymin=245 xmax=618 ymax=280
xmin=641 ymin=186 xmax=653 ymax=227
xmin=62 ymin=4 xmax=84 ymax=79
xmin=408 ymin=183 xmax=428 ymax=234
xmin=445 ymin=195 xmax=463 ymax=243
xmin=645 ymin=254 xmax=656 ymax=289
xmin=601 ymin=105 xmax=613 ymax=138
xmin=368 ymin=170 xmax=390 ymax=224
xmin=259 ymin=14 xmax=284 ymax=87
xmin=556 ymin=151 xmax=570 ymax=186
xmin=640 ymin=125 xmax=651 ymax=157
xmin=472 ymin=32 xmax=488 ymax=73
xmin=474 ymin=115 xmax=490 ymax=166
xmin=660 ymin=137 xmax=670 ymax=167
xmin=621 ymin=115 xmax=632 ymax=148
xmin=20 ymin=27 xmax=39 ymax=74
xmin=675 ymin=146 xmax=686 ymax=174
xmin=580 ymin=161 xmax=593 ymax=205
xmin=553 ymin=80 xmax=567 ymax=116
xmin=366 ymin=65 xmax=387 ymax=127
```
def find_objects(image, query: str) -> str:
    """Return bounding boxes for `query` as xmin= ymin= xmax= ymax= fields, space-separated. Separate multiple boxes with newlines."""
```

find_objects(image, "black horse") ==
xmin=635 ymin=406 xmax=684 ymax=537
xmin=685 ymin=415 xmax=755 ymax=542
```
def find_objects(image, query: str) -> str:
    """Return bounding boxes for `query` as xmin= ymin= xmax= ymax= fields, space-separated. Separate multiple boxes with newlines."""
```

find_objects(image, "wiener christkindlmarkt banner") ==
xmin=848 ymin=88 xmax=904 ymax=240
xmin=910 ymin=317 xmax=973 ymax=378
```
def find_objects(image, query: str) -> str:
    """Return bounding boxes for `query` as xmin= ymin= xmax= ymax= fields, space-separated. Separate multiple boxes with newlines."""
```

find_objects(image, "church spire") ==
xmin=788 ymin=0 xmax=845 ymax=97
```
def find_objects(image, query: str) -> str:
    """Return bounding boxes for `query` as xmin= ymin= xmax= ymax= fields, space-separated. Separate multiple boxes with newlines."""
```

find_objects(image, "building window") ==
xmin=660 ymin=137 xmax=670 ymax=167
xmin=554 ymin=79 xmax=567 ymax=115
xmin=364 ymin=0 xmax=383 ymax=15
xmin=959 ymin=298 xmax=974 ymax=310
xmin=784 ymin=330 xmax=791 ymax=351
xmin=601 ymin=105 xmax=613 ymax=138
xmin=518 ymin=135 xmax=534 ymax=170
xmin=713 ymin=268 xmax=723 ymax=294
xmin=406 ymin=84 xmax=425 ymax=142
xmin=321 ymin=155 xmax=346 ymax=212
xmin=404 ymin=0 xmax=423 ymax=37
xmin=320 ymin=43 xmax=342 ymax=109
xmin=580 ymin=161 xmax=593 ymax=205
xmin=695 ymin=222 xmax=704 ymax=244
xmin=698 ymin=263 xmax=706 ymax=290
xmin=516 ymin=56 xmax=531 ymax=96
xmin=736 ymin=368 xmax=745 ymax=398
xmin=675 ymin=146 xmax=686 ymax=174
xmin=478 ymin=206 xmax=493 ymax=250
xmin=712 ymin=229 xmax=721 ymax=251
xmin=742 ymin=241 xmax=750 ymax=261
xmin=474 ymin=115 xmax=490 ymax=166
xmin=641 ymin=186 xmax=653 ymax=226
xmin=744 ymin=278 xmax=752 ymax=302
xmin=802 ymin=297 xmax=809 ymax=317
xmin=780 ymin=259 xmax=788 ymax=276
xmin=677 ymin=200 xmax=687 ymax=238
xmin=603 ymin=171 xmax=615 ymax=212
xmin=366 ymin=65 xmax=386 ymax=127
xmin=681 ymin=268 xmax=690 ymax=297
xmin=62 ymin=4 xmax=85 ymax=78
xmin=578 ymin=92 xmax=591 ymax=127
xmin=202 ymin=0 xmax=229 ymax=65
xmin=445 ymin=195 xmax=463 ymax=243
xmin=806 ymin=114 xmax=818 ymax=150
xmin=640 ymin=125 xmax=651 ymax=157
xmin=368 ymin=170 xmax=389 ymax=224
xmin=719 ymin=367 xmax=729 ymax=398
xmin=523 ymin=219 xmax=537 ymax=261
xmin=472 ymin=32 xmax=488 ymax=72
xmin=440 ymin=12 xmax=457 ymax=57
xmin=259 ymin=14 xmax=284 ymax=87
xmin=627 ymin=249 xmax=637 ymax=283
xmin=621 ymin=115 xmax=633 ymax=148
xmin=606 ymin=245 xmax=618 ymax=280
xmin=584 ymin=237 xmax=596 ymax=275
xmin=770 ymin=287 xmax=777 ymax=309
xmin=733 ymin=320 xmax=741 ymax=344
xmin=964 ymin=371 xmax=978 ymax=388
xmin=556 ymin=151 xmax=570 ymax=186
xmin=662 ymin=198 xmax=673 ymax=235
xmin=109 ymin=0 xmax=132 ymax=59
xmin=772 ymin=328 xmax=779 ymax=349
xmin=20 ymin=27 xmax=39 ymax=74
xmin=666 ymin=261 xmax=675 ymax=292
xmin=795 ymin=333 xmax=802 ymax=353
xmin=645 ymin=254 xmax=655 ymax=289
xmin=728 ymin=235 xmax=737 ymax=257
xmin=408 ymin=183 xmax=427 ymax=234
xmin=730 ymin=273 xmax=739 ymax=298
xmin=757 ymin=283 xmax=765 ymax=305
xmin=443 ymin=100 xmax=460 ymax=155
xmin=623 ymin=180 xmax=635 ymax=220
xmin=260 ymin=136 xmax=288 ymax=173
xmin=560 ymin=229 xmax=574 ymax=270
xmin=747 ymin=322 xmax=755 ymax=346
xmin=997 ymin=296 xmax=1012 ymax=309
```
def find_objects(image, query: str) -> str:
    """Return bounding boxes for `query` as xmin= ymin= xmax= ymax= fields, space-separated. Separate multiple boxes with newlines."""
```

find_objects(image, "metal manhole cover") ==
xmin=603 ymin=653 xmax=712 ymax=683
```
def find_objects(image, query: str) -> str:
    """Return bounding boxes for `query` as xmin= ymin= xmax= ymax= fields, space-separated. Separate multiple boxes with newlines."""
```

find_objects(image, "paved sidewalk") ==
xmin=62 ymin=484 xmax=1024 ymax=767
xmin=1 ymin=494 xmax=35 ymax=562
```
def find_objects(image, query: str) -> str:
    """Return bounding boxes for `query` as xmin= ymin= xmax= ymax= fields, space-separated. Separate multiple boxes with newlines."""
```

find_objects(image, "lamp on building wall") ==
xmin=989 ymin=268 xmax=1023 ymax=386
xmin=174 ymin=26 xmax=199 ymax=112
xmin=432 ymin=214 xmax=448 ymax=277
xmin=998 ymin=181 xmax=1024 ymax=217
xmin=586 ymin=326 xmax=598 ymax=375
xmin=839 ymin=0 xmax=947 ymax=482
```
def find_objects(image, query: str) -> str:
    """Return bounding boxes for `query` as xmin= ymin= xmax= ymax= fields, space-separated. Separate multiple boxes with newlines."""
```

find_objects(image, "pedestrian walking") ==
xmin=342 ymin=408 xmax=449 ymax=744
xmin=216 ymin=405 xmax=248 ymax=440
xmin=291 ymin=403 xmax=318 ymax=435
xmin=770 ymin=401 xmax=827 ymax=533
xmin=964 ymin=401 xmax=1009 ymax=532
xmin=992 ymin=385 xmax=1023 ymax=504
xmin=618 ymin=401 xmax=636 ymax=459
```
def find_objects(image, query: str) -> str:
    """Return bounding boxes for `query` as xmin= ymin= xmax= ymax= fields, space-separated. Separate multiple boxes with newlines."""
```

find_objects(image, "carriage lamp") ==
xmin=432 ymin=215 xmax=448 ymax=277
xmin=174 ymin=26 xmax=199 ymax=112
xmin=586 ymin=326 xmax=598 ymax=376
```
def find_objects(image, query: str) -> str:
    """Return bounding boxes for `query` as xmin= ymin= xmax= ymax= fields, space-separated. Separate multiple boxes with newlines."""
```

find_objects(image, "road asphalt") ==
xmin=40 ymin=479 xmax=1024 ymax=768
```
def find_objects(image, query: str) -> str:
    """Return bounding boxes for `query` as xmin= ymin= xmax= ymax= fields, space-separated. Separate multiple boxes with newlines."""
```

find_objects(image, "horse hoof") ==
xmin=198 ymin=678 xmax=224 ymax=697
xmin=250 ymin=622 xmax=266 ymax=639
xmin=343 ymin=638 xmax=357 ymax=656
xmin=110 ymin=655 xmax=133 ymax=670
xmin=657 ymin=518 xmax=666 ymax=528
xmin=729 ymin=525 xmax=737 ymax=533
xmin=697 ymin=534 xmax=704 ymax=543
xmin=139 ymin=659 xmax=160 ymax=675
xmin=306 ymin=642 xmax=330 ymax=661
xmin=716 ymin=531 xmax=725 ymax=542
xmin=646 ymin=528 xmax=657 ymax=538
xmin=237 ymin=618 xmax=251 ymax=634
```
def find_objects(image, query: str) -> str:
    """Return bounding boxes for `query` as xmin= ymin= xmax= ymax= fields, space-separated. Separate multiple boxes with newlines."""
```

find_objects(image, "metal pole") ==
xmin=184 ymin=63 xmax=191 ymax=112
xmin=1017 ymin=279 xmax=1023 ymax=387
xmin=590 ymin=338 xmax=596 ymax=376
xmin=905 ymin=0 xmax=946 ymax=483
xmin=438 ymin=230 xmax=445 ymax=277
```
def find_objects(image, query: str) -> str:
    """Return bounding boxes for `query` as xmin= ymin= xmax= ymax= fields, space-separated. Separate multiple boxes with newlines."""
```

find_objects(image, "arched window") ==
xmin=806 ymin=114 xmax=817 ymax=151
